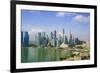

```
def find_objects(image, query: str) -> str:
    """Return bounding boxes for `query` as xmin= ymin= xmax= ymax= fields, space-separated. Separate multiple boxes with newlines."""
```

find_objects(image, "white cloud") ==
xmin=56 ymin=12 xmax=77 ymax=17
xmin=74 ymin=15 xmax=90 ymax=23
xmin=56 ymin=12 xmax=65 ymax=17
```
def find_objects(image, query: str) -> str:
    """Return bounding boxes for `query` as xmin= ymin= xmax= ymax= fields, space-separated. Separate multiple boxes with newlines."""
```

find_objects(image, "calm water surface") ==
xmin=21 ymin=47 xmax=60 ymax=63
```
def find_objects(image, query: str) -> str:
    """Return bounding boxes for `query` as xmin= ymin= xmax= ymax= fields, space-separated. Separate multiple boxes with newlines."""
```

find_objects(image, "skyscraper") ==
xmin=21 ymin=31 xmax=23 ymax=47
xmin=62 ymin=28 xmax=65 ymax=42
xmin=58 ymin=34 xmax=62 ymax=45
xmin=38 ymin=32 xmax=42 ymax=45
xmin=24 ymin=32 xmax=29 ymax=47
xmin=54 ymin=30 xmax=57 ymax=47
xmin=75 ymin=37 xmax=80 ymax=45
xmin=69 ymin=31 xmax=73 ymax=45
xmin=45 ymin=35 xmax=49 ymax=46
xmin=64 ymin=35 xmax=68 ymax=44
xmin=50 ymin=32 xmax=53 ymax=40
xmin=42 ymin=32 xmax=45 ymax=38
xmin=41 ymin=32 xmax=46 ymax=46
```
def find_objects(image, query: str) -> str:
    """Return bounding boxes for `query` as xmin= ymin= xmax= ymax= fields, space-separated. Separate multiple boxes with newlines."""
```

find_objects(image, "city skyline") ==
xmin=21 ymin=28 xmax=87 ymax=48
xmin=21 ymin=10 xmax=90 ymax=41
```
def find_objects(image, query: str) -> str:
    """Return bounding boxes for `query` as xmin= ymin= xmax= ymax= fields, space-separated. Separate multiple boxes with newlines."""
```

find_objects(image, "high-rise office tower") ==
xmin=24 ymin=32 xmax=29 ymax=47
xmin=21 ymin=31 xmax=23 ymax=47
xmin=64 ymin=35 xmax=68 ymax=44
xmin=41 ymin=32 xmax=45 ymax=46
xmin=38 ymin=32 xmax=42 ymax=45
xmin=56 ymin=39 xmax=59 ymax=47
xmin=72 ymin=36 xmax=75 ymax=45
xmin=75 ymin=37 xmax=80 ymax=45
xmin=54 ymin=30 xmax=57 ymax=47
xmin=54 ymin=30 xmax=56 ymax=39
xmin=50 ymin=32 xmax=53 ymax=40
xmin=35 ymin=34 xmax=38 ymax=45
xmin=58 ymin=34 xmax=63 ymax=44
xmin=69 ymin=31 xmax=73 ymax=45
xmin=57 ymin=39 xmax=61 ymax=47
xmin=62 ymin=28 xmax=65 ymax=42
xmin=50 ymin=32 xmax=53 ymax=46
xmin=42 ymin=32 xmax=45 ymax=38
xmin=46 ymin=35 xmax=49 ymax=45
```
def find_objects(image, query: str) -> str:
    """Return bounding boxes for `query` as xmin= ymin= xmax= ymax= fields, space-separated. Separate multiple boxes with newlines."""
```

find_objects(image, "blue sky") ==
xmin=21 ymin=10 xmax=90 ymax=41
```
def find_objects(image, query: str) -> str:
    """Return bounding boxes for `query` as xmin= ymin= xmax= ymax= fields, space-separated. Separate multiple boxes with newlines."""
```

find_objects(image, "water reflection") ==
xmin=21 ymin=47 xmax=60 ymax=63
